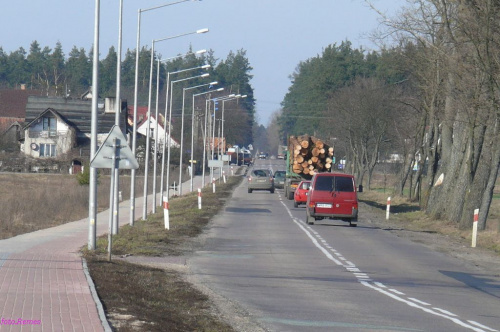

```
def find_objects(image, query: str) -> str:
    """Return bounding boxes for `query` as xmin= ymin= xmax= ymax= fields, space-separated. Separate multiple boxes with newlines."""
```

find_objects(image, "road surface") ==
xmin=188 ymin=158 xmax=500 ymax=332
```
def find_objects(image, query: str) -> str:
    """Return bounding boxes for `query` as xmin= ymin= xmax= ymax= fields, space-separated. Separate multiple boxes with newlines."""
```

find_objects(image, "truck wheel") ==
xmin=294 ymin=201 xmax=298 ymax=208
xmin=270 ymin=188 xmax=274 ymax=194
xmin=248 ymin=188 xmax=252 ymax=193
xmin=287 ymin=190 xmax=294 ymax=200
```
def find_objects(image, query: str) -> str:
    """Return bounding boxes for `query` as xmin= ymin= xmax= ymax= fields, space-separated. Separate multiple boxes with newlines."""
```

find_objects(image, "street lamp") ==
xmin=178 ymin=81 xmax=219 ymax=195
xmin=153 ymin=51 xmax=207 ymax=210
xmin=130 ymin=0 xmax=202 ymax=226
xmin=221 ymin=95 xmax=247 ymax=174
xmin=142 ymin=28 xmax=209 ymax=220
xmin=163 ymin=73 xmax=209 ymax=204
xmin=202 ymin=94 xmax=235 ymax=186
xmin=159 ymin=63 xmax=210 ymax=205
xmin=191 ymin=87 xmax=224 ymax=192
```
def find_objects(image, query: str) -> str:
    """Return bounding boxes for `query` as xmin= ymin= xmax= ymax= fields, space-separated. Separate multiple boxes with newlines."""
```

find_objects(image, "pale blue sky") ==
xmin=0 ymin=0 xmax=402 ymax=125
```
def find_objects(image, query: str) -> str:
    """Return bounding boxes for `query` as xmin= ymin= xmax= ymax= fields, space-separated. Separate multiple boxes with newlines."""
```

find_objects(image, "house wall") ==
xmin=24 ymin=118 xmax=74 ymax=158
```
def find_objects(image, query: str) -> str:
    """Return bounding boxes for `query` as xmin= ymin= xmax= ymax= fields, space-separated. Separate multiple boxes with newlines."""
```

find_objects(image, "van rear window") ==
xmin=315 ymin=176 xmax=354 ymax=192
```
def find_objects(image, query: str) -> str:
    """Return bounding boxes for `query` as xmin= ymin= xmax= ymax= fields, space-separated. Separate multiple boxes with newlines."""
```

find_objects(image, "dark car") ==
xmin=248 ymin=169 xmax=274 ymax=193
xmin=273 ymin=170 xmax=286 ymax=189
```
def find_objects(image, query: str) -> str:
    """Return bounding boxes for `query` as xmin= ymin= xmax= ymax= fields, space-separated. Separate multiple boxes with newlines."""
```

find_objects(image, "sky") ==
xmin=0 ymin=0 xmax=403 ymax=126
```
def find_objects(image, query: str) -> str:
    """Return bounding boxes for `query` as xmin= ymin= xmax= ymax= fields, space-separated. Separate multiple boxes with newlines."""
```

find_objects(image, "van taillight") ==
xmin=309 ymin=202 xmax=316 ymax=208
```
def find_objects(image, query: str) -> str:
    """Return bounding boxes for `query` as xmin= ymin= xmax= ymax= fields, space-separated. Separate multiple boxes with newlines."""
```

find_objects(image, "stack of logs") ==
xmin=289 ymin=135 xmax=334 ymax=175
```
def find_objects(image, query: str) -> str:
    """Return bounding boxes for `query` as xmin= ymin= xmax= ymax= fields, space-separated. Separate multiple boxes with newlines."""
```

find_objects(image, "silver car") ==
xmin=273 ymin=170 xmax=286 ymax=189
xmin=248 ymin=169 xmax=274 ymax=193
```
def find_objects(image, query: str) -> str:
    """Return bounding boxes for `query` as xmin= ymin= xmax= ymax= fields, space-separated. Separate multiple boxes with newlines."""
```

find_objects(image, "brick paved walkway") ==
xmin=0 ymin=173 xmax=220 ymax=331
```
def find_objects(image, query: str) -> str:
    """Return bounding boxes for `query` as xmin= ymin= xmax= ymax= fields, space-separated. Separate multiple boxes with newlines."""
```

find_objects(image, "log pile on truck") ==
xmin=289 ymin=135 xmax=334 ymax=175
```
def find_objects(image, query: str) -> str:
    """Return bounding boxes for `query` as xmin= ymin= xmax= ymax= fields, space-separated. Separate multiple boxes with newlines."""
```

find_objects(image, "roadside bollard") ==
xmin=386 ymin=197 xmax=391 ymax=220
xmin=163 ymin=197 xmax=170 ymax=230
xmin=472 ymin=208 xmax=479 ymax=247
xmin=212 ymin=178 xmax=216 ymax=193
xmin=223 ymin=171 xmax=227 ymax=184
xmin=198 ymin=188 xmax=202 ymax=210
xmin=231 ymin=166 xmax=234 ymax=176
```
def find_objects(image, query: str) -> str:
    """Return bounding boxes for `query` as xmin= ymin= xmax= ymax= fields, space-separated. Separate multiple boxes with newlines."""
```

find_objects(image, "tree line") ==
xmin=277 ymin=0 xmax=500 ymax=231
xmin=0 ymin=41 xmax=255 ymax=147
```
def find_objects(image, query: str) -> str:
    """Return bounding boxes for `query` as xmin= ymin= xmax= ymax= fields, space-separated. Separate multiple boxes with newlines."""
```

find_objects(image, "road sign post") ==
xmin=90 ymin=125 xmax=139 ymax=257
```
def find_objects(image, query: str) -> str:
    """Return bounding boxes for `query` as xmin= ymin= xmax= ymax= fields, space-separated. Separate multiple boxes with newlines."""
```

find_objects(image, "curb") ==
xmin=82 ymin=258 xmax=113 ymax=332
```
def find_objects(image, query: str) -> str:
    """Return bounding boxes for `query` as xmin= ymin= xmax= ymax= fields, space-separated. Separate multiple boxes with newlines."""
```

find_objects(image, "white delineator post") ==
xmin=231 ymin=166 xmax=234 ymax=176
xmin=198 ymin=188 xmax=202 ymax=210
xmin=163 ymin=197 xmax=170 ymax=230
xmin=212 ymin=177 xmax=216 ymax=193
xmin=223 ymin=170 xmax=226 ymax=184
xmin=472 ymin=208 xmax=479 ymax=247
xmin=386 ymin=197 xmax=391 ymax=220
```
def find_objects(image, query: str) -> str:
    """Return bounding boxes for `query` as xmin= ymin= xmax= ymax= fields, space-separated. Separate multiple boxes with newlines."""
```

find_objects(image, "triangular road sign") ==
xmin=90 ymin=125 xmax=139 ymax=169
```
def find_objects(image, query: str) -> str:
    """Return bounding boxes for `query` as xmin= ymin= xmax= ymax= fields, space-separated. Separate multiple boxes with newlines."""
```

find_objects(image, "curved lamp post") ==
xmin=130 ymin=0 xmax=201 ymax=226
xmin=190 ymin=87 xmax=224 ymax=191
xmin=178 ymin=81 xmax=219 ymax=195
xmin=142 ymin=28 xmax=209 ymax=220
xmin=159 ymin=64 xmax=210 ymax=205
xmin=163 ymin=73 xmax=210 ymax=203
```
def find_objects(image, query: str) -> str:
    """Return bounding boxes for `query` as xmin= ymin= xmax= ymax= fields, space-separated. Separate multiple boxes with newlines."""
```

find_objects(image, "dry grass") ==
xmin=0 ymin=172 xmax=174 ymax=239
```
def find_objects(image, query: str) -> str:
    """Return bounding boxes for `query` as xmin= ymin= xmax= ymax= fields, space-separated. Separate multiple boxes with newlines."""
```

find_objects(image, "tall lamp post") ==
xmin=130 ymin=0 xmax=201 ymax=226
xmin=142 ymin=28 xmax=209 ymax=221
xmin=190 ymin=88 xmax=224 ymax=192
xmin=153 ymin=51 xmax=207 ymax=211
xmin=178 ymin=82 xmax=219 ymax=195
xmin=88 ymin=0 xmax=100 ymax=250
xmin=165 ymin=74 xmax=209 ymax=201
xmin=221 ymin=94 xmax=247 ymax=175
xmin=159 ymin=62 xmax=209 ymax=204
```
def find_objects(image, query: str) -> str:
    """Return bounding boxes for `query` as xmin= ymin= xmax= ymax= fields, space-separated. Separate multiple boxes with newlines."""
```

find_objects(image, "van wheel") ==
xmin=248 ymin=188 xmax=252 ymax=193
xmin=294 ymin=201 xmax=298 ymax=208
xmin=288 ymin=191 xmax=294 ymax=200
xmin=270 ymin=188 xmax=274 ymax=194
xmin=306 ymin=213 xmax=315 ymax=225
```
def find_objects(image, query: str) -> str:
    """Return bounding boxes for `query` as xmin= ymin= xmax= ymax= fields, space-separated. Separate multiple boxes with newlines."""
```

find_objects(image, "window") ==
xmin=315 ymin=176 xmax=335 ymax=191
xmin=39 ymin=144 xmax=57 ymax=157
xmin=314 ymin=176 xmax=354 ymax=192
xmin=43 ymin=117 xmax=57 ymax=136
xmin=336 ymin=177 xmax=354 ymax=192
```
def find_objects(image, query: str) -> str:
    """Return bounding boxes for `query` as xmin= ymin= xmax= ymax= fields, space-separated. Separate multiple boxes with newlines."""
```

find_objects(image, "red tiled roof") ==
xmin=0 ymin=89 xmax=43 ymax=118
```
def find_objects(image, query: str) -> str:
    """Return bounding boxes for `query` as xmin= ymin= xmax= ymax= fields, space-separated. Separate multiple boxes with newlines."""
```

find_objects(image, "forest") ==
xmin=274 ymin=0 xmax=500 ymax=231
xmin=0 ymin=42 xmax=256 ymax=147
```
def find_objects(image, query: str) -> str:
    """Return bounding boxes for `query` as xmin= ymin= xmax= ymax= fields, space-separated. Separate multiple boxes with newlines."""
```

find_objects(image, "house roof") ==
xmin=0 ymin=89 xmax=43 ymax=118
xmin=25 ymin=96 xmax=127 ymax=135
xmin=24 ymin=108 xmax=70 ymax=129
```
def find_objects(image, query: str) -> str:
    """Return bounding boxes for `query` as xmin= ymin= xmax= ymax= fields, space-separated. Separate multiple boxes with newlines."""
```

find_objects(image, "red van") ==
xmin=306 ymin=173 xmax=361 ymax=227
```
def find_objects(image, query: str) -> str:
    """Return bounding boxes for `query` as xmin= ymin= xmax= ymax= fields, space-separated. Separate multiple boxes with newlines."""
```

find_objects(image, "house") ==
xmin=23 ymin=108 xmax=75 ymax=158
xmin=23 ymin=95 xmax=128 ymax=160
xmin=128 ymin=106 xmax=180 ymax=149
xmin=0 ymin=88 xmax=43 ymax=149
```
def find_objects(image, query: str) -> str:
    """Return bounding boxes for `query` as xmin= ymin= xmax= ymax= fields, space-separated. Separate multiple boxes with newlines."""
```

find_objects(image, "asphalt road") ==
xmin=188 ymin=159 xmax=500 ymax=332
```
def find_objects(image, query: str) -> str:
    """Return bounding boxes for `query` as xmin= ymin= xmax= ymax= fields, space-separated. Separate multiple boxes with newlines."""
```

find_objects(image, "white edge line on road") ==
xmin=280 ymin=200 xmax=490 ymax=332
xmin=360 ymin=281 xmax=485 ymax=332
xmin=467 ymin=321 xmax=499 ymax=332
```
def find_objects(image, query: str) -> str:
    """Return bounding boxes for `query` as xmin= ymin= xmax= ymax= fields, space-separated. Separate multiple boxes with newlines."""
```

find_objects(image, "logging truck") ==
xmin=284 ymin=135 xmax=334 ymax=200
